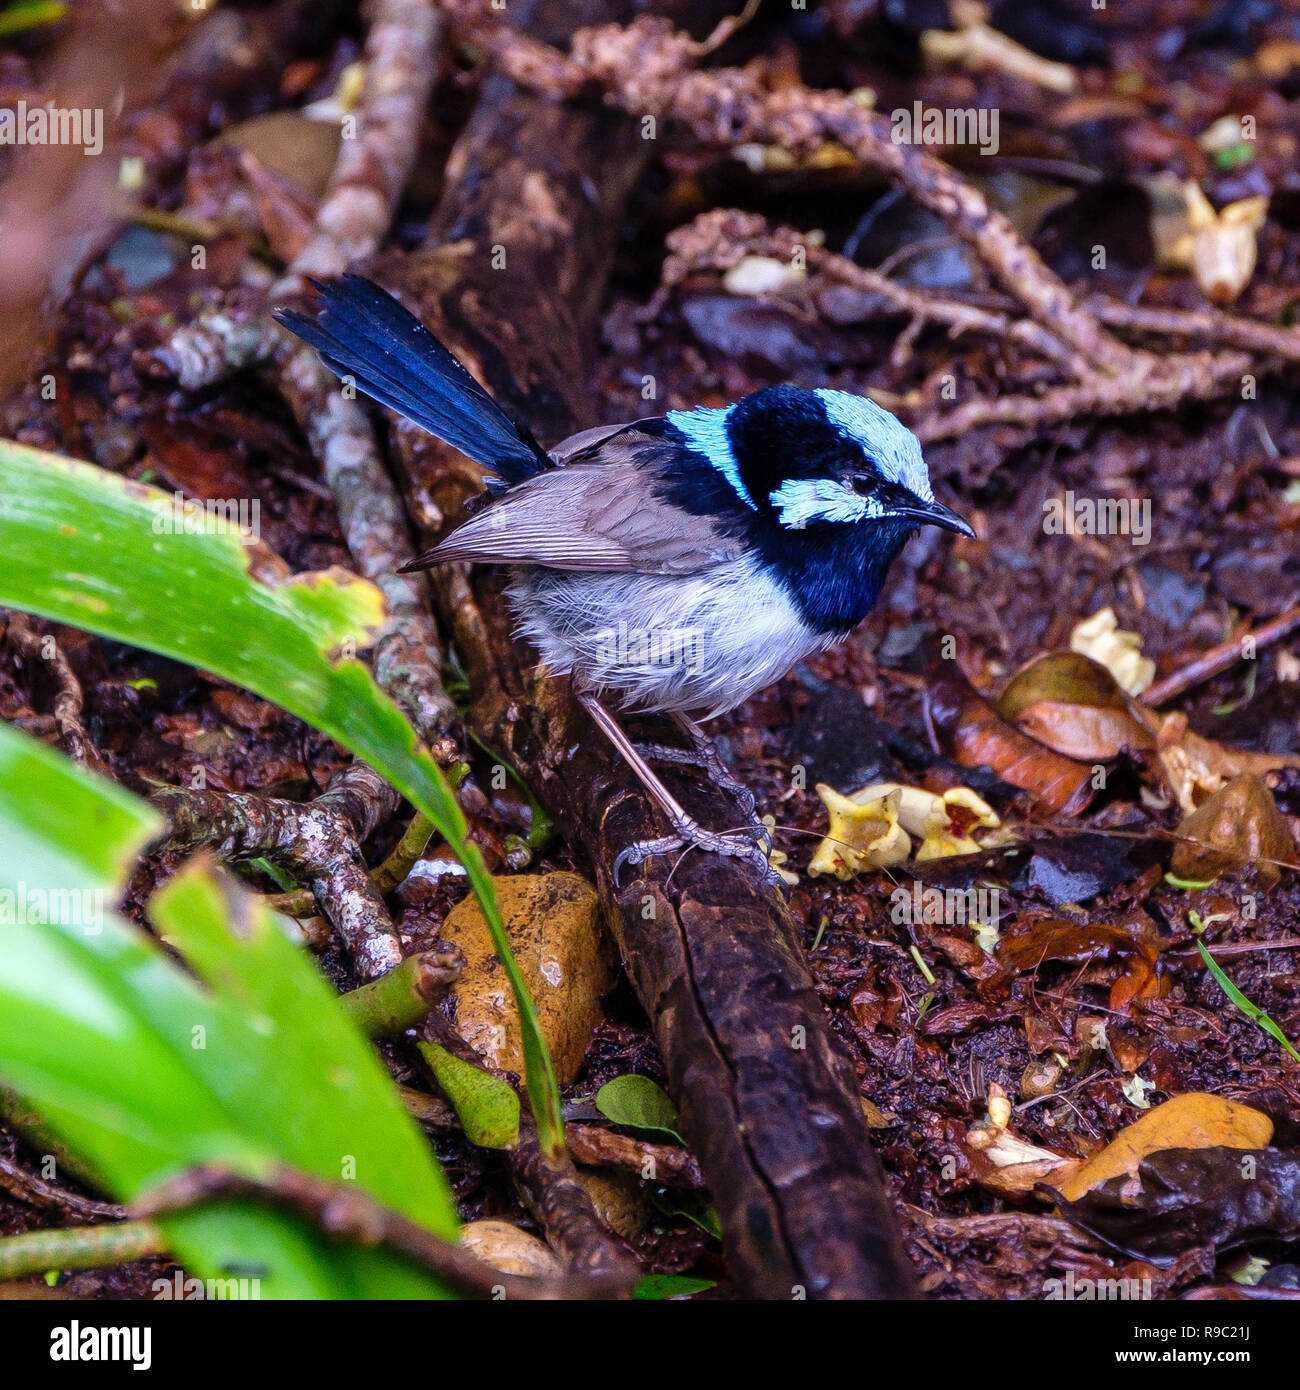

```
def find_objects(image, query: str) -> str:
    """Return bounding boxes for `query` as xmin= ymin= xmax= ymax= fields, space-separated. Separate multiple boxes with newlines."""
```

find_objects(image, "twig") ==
xmin=660 ymin=208 xmax=1092 ymax=377
xmin=149 ymin=0 xmax=442 ymax=390
xmin=905 ymin=1204 xmax=1101 ymax=1250
xmin=1142 ymin=604 xmax=1300 ymax=708
xmin=3 ymin=613 xmax=103 ymax=770
xmin=0 ymin=1221 xmax=164 ymax=1281
xmin=130 ymin=1164 xmax=630 ymax=1300
xmin=337 ymin=943 xmax=463 ymax=1036
xmin=1086 ymin=295 xmax=1300 ymax=365
xmin=491 ymin=14 xmax=1134 ymax=375
xmin=0 ymin=1150 xmax=123 ymax=1223
xmin=566 ymin=1125 xmax=706 ymax=1190
xmin=264 ymin=806 xmax=437 ymax=916
xmin=149 ymin=783 xmax=403 ymax=979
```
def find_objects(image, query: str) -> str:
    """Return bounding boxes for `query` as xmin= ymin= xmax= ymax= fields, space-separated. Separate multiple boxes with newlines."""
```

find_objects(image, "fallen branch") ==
xmin=384 ymin=0 xmax=917 ymax=1298
xmin=494 ymin=17 xmax=1295 ymax=445
xmin=490 ymin=13 xmax=1134 ymax=376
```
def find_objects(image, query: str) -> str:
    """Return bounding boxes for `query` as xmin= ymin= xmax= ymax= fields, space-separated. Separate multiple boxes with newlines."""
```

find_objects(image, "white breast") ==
xmin=509 ymin=556 xmax=832 ymax=718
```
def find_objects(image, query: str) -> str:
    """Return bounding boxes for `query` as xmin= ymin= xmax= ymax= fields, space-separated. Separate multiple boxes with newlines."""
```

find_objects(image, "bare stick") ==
xmin=131 ymin=1164 xmax=630 ymax=1300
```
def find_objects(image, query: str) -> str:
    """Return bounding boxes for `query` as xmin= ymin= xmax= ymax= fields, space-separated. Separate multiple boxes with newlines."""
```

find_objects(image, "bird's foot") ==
xmin=613 ymin=811 xmax=781 ymax=889
xmin=634 ymin=739 xmax=758 ymax=820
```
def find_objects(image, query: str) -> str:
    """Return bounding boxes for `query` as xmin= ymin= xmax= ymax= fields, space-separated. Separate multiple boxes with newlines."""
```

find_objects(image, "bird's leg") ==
xmin=632 ymin=719 xmax=760 ymax=828
xmin=667 ymin=713 xmax=759 ymax=820
xmin=576 ymin=692 xmax=777 ymax=885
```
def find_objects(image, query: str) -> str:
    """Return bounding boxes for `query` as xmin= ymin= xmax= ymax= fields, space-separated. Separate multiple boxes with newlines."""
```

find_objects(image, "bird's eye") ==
xmin=850 ymin=474 xmax=876 ymax=495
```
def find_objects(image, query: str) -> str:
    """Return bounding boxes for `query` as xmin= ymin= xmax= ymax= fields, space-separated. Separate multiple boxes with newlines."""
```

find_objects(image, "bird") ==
xmin=276 ymin=274 xmax=974 ymax=882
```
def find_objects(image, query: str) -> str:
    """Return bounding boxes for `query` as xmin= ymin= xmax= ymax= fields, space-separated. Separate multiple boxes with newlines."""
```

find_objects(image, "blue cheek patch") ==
xmin=769 ymin=477 xmax=878 ymax=529
xmin=667 ymin=406 xmax=758 ymax=510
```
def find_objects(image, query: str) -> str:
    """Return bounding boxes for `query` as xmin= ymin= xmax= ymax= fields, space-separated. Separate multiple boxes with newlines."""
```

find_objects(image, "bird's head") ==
xmin=667 ymin=384 xmax=972 ymax=542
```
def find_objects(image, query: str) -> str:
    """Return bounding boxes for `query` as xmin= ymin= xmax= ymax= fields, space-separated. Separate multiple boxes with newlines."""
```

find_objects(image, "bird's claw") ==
xmin=613 ymin=815 xmax=782 ymax=891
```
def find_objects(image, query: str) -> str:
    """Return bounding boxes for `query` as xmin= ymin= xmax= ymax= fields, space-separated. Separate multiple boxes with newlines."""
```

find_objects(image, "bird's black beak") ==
xmin=890 ymin=498 xmax=976 ymax=538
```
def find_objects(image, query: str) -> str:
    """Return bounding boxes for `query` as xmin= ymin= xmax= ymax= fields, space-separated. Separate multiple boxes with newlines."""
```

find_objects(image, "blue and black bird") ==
xmin=277 ymin=276 xmax=973 ymax=876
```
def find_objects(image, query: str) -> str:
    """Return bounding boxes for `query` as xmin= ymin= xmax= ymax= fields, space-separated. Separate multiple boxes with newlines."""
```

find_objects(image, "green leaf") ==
xmin=0 ymin=721 xmax=455 ymax=1297
xmin=649 ymin=1186 xmax=723 ymax=1240
xmin=633 ymin=1273 xmax=715 ymax=1300
xmin=0 ymin=0 xmax=66 ymax=39
xmin=594 ymin=1074 xmax=683 ymax=1144
xmin=0 ymin=440 xmax=561 ymax=1154
xmin=1196 ymin=939 xmax=1300 ymax=1063
xmin=418 ymin=1042 xmax=519 ymax=1150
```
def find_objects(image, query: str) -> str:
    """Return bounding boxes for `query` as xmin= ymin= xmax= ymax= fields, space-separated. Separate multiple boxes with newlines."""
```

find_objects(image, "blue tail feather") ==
xmin=275 ymin=274 xmax=549 ymax=488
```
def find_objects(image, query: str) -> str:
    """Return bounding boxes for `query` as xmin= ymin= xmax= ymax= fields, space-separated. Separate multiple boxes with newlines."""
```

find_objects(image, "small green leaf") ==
xmin=418 ymin=1041 xmax=519 ymax=1150
xmin=650 ymin=1186 xmax=722 ymax=1240
xmin=595 ymin=1074 xmax=683 ymax=1144
xmin=0 ymin=0 xmax=66 ymax=39
xmin=1165 ymin=872 xmax=1217 ymax=891
xmin=1196 ymin=939 xmax=1300 ymax=1063
xmin=633 ymin=1273 xmax=715 ymax=1300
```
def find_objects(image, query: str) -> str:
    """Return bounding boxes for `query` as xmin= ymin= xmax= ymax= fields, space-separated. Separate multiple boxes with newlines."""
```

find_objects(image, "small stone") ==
xmin=442 ymin=873 xmax=616 ymax=1083
xmin=460 ymin=1219 xmax=559 ymax=1278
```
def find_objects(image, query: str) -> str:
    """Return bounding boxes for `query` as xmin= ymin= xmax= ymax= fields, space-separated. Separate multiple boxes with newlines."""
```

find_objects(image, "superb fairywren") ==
xmin=277 ymin=276 xmax=973 ymax=879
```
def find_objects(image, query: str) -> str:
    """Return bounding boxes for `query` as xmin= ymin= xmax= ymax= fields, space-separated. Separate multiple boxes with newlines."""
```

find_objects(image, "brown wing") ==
xmin=409 ymin=432 xmax=741 ymax=576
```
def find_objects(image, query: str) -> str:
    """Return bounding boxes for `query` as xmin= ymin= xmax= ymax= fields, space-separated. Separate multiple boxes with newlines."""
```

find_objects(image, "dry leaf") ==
xmin=1055 ymin=1093 xmax=1274 ymax=1203
xmin=1155 ymin=711 xmax=1300 ymax=814
xmin=1169 ymin=772 xmax=1296 ymax=890
xmin=998 ymin=650 xmax=1155 ymax=761
xmin=927 ymin=675 xmax=1096 ymax=815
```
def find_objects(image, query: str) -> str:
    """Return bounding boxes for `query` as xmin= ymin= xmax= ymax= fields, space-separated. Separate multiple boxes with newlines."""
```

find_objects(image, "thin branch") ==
xmin=0 ymin=1221 xmax=164 ymax=1281
xmin=131 ymin=1164 xmax=630 ymax=1300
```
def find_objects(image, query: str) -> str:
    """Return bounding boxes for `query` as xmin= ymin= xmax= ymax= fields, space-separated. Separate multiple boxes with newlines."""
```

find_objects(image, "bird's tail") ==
xmin=275 ymin=274 xmax=549 ymax=489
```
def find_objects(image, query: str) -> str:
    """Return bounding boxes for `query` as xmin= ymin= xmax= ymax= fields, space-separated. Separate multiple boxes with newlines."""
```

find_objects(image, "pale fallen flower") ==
xmin=809 ymin=781 xmax=1001 ymax=877
xmin=921 ymin=1 xmax=1079 ymax=94
xmin=966 ymin=1083 xmax=1077 ymax=1194
xmin=722 ymin=255 xmax=806 ymax=297
xmin=1185 ymin=182 xmax=1268 ymax=306
xmin=867 ymin=781 xmax=1000 ymax=861
xmin=808 ymin=783 xmax=909 ymax=879
xmin=1070 ymin=606 xmax=1155 ymax=697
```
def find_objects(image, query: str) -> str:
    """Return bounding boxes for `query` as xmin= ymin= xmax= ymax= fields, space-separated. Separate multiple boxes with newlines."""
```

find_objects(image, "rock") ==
xmin=460 ymin=1220 xmax=559 ymax=1278
xmin=442 ymin=872 xmax=615 ymax=1083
